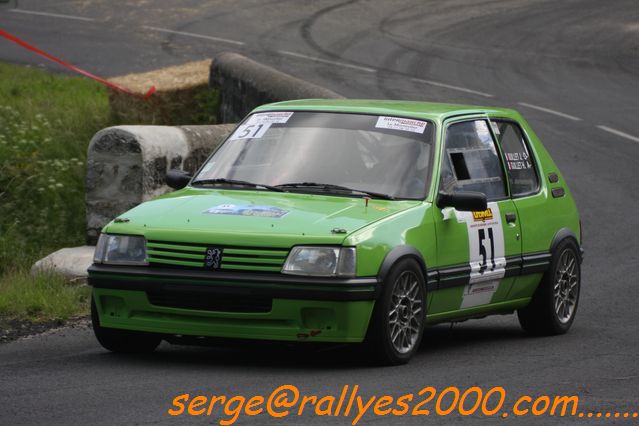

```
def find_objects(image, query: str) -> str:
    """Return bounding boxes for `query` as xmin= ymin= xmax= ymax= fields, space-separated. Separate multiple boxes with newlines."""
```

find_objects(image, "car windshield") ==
xmin=194 ymin=111 xmax=434 ymax=199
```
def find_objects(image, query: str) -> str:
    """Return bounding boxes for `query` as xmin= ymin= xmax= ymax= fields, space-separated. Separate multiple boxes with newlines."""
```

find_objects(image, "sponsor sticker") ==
xmin=461 ymin=280 xmax=500 ymax=308
xmin=375 ymin=116 xmax=427 ymax=134
xmin=247 ymin=111 xmax=294 ymax=125
xmin=203 ymin=204 xmax=289 ymax=218
xmin=472 ymin=208 xmax=494 ymax=222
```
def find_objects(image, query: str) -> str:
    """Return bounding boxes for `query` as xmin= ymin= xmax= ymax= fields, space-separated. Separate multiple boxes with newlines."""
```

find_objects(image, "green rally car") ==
xmin=89 ymin=100 xmax=582 ymax=365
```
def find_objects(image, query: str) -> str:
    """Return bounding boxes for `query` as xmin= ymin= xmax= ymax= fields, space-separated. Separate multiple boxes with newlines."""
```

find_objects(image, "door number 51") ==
xmin=478 ymin=228 xmax=496 ymax=273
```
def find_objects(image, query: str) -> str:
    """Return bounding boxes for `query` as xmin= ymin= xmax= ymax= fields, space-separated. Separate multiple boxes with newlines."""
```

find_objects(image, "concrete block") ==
xmin=31 ymin=246 xmax=95 ymax=279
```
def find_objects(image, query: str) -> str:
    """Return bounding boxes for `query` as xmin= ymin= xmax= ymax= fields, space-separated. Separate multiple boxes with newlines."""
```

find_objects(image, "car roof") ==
xmin=252 ymin=99 xmax=520 ymax=122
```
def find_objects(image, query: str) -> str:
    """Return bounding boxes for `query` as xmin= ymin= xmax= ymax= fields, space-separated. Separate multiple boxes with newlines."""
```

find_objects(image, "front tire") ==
xmin=518 ymin=239 xmax=581 ymax=335
xmin=91 ymin=297 xmax=161 ymax=353
xmin=366 ymin=258 xmax=426 ymax=365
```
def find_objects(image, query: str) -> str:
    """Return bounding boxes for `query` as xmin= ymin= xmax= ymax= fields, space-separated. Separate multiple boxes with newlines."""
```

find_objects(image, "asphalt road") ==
xmin=1 ymin=1 xmax=639 ymax=424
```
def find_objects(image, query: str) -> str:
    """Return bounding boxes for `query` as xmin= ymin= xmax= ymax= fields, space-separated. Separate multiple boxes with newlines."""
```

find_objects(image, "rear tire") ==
xmin=91 ymin=297 xmax=161 ymax=353
xmin=365 ymin=258 xmax=426 ymax=365
xmin=518 ymin=239 xmax=581 ymax=335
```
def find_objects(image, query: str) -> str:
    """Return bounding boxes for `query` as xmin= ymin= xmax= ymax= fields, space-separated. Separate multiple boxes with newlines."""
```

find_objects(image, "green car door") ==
xmin=429 ymin=117 xmax=522 ymax=321
xmin=488 ymin=117 xmax=580 ymax=301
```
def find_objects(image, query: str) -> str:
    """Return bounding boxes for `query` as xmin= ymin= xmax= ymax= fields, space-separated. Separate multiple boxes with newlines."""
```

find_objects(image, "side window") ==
xmin=491 ymin=120 xmax=539 ymax=196
xmin=440 ymin=120 xmax=507 ymax=200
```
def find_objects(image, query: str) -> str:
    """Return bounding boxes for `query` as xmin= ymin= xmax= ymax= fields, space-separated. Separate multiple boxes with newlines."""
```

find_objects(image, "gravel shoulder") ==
xmin=0 ymin=315 xmax=90 ymax=344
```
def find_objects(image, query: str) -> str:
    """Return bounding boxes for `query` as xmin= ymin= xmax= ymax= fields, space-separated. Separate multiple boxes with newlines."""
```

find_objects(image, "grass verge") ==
xmin=0 ymin=270 xmax=89 ymax=322
xmin=0 ymin=61 xmax=219 ymax=331
xmin=0 ymin=63 xmax=112 ymax=324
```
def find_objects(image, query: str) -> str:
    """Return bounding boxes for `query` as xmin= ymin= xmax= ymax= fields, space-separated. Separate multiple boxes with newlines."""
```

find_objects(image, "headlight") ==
xmin=93 ymin=234 xmax=148 ymax=266
xmin=282 ymin=246 xmax=356 ymax=277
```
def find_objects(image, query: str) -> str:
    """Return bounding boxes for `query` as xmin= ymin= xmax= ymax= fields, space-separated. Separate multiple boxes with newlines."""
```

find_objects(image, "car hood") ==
xmin=106 ymin=188 xmax=421 ymax=245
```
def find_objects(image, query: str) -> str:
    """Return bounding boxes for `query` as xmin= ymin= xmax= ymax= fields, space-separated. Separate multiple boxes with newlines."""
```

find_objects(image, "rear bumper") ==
xmin=88 ymin=265 xmax=378 ymax=343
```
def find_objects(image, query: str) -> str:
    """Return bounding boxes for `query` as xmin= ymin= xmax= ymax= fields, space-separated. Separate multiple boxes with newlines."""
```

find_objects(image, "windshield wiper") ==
xmin=191 ymin=178 xmax=285 ymax=192
xmin=275 ymin=182 xmax=395 ymax=200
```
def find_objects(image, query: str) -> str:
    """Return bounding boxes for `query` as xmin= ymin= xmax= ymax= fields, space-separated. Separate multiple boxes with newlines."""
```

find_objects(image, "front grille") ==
xmin=146 ymin=240 xmax=289 ymax=273
xmin=146 ymin=289 xmax=272 ymax=313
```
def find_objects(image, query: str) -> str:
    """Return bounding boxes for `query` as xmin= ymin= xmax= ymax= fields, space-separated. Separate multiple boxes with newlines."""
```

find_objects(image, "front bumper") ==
xmin=88 ymin=265 xmax=378 ymax=343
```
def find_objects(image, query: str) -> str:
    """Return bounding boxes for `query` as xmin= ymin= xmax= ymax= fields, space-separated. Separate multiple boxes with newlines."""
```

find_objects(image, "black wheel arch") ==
xmin=550 ymin=228 xmax=583 ymax=263
xmin=376 ymin=245 xmax=430 ymax=297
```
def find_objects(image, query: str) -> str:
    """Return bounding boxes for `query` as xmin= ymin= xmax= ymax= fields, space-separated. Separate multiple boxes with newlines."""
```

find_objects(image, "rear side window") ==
xmin=491 ymin=120 xmax=539 ymax=197
xmin=439 ymin=120 xmax=507 ymax=201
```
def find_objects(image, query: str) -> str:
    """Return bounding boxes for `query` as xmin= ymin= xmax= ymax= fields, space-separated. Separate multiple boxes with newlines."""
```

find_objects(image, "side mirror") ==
xmin=166 ymin=169 xmax=192 ymax=190
xmin=437 ymin=191 xmax=487 ymax=212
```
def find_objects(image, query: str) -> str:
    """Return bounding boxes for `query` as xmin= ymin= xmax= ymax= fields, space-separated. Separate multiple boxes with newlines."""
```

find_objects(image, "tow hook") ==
xmin=296 ymin=329 xmax=322 ymax=339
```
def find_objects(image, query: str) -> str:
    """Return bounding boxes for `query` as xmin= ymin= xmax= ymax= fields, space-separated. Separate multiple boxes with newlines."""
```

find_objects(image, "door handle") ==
xmin=505 ymin=212 xmax=517 ymax=224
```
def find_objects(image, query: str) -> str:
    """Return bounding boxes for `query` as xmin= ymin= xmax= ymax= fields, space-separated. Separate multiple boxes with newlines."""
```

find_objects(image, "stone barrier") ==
xmin=85 ymin=124 xmax=234 ymax=244
xmin=209 ymin=52 xmax=344 ymax=123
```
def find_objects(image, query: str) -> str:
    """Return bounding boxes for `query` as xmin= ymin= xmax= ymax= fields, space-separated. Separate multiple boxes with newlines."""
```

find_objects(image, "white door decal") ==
xmin=452 ymin=203 xmax=506 ymax=308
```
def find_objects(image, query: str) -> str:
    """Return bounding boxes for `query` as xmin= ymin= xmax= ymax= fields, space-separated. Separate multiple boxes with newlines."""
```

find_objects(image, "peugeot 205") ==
xmin=89 ymin=100 xmax=582 ymax=365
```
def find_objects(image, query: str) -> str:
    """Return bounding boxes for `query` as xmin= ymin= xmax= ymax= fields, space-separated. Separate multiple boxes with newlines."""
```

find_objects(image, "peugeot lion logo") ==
xmin=205 ymin=247 xmax=222 ymax=270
